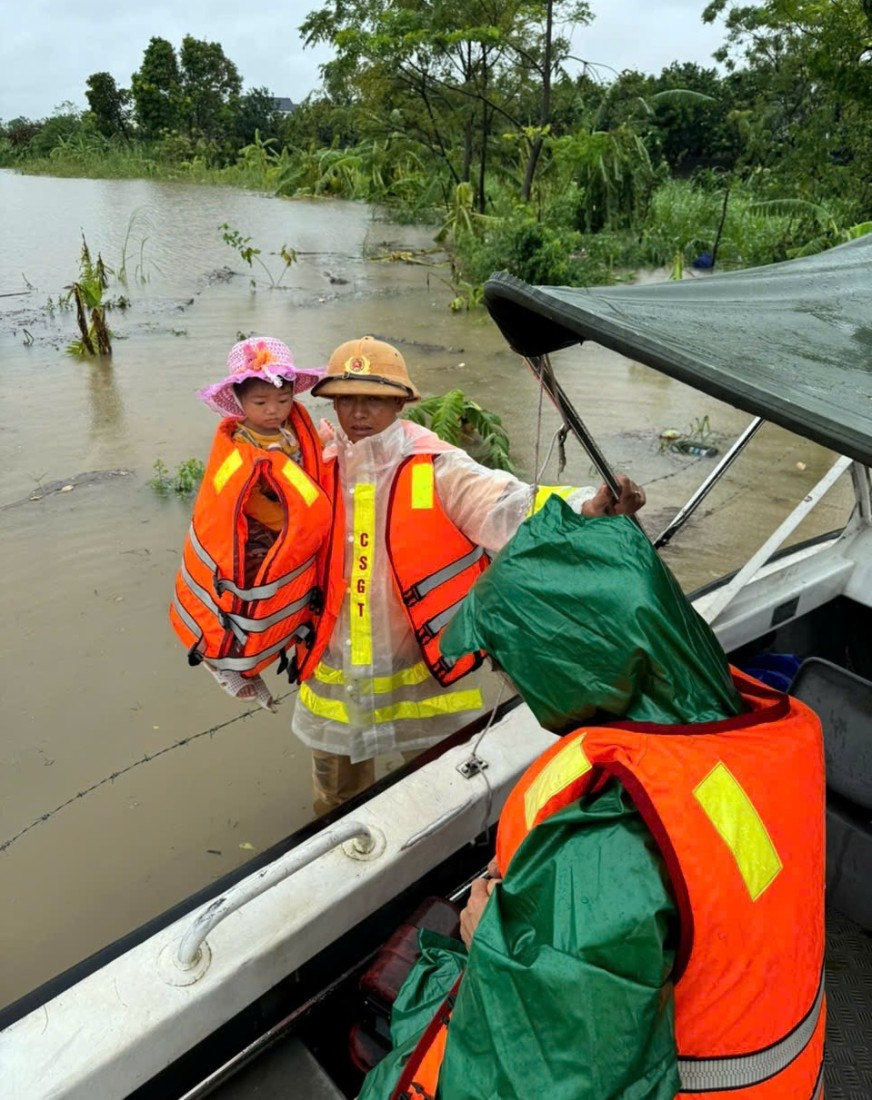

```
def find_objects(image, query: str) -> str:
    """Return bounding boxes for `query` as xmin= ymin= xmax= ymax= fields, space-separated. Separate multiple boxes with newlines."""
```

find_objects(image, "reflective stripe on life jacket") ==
xmin=498 ymin=669 xmax=826 ymax=1098
xmin=169 ymin=404 xmax=333 ymax=680
xmin=385 ymin=455 xmax=488 ymax=685
xmin=401 ymin=671 xmax=825 ymax=1099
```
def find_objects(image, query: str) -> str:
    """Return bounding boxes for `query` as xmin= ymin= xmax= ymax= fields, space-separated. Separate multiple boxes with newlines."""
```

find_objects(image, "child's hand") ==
xmin=203 ymin=663 xmax=278 ymax=712
xmin=236 ymin=675 xmax=277 ymax=712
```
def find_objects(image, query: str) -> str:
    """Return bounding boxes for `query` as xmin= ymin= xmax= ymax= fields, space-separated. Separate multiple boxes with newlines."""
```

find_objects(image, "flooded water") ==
xmin=0 ymin=169 xmax=852 ymax=1007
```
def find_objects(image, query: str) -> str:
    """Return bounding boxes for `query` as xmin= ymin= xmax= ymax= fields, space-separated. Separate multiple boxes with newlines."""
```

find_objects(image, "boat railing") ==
xmin=703 ymin=454 xmax=853 ymax=626
xmin=176 ymin=819 xmax=378 ymax=970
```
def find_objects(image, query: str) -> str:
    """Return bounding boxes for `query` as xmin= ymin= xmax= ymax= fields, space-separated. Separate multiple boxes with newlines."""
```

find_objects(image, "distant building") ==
xmin=272 ymin=97 xmax=296 ymax=116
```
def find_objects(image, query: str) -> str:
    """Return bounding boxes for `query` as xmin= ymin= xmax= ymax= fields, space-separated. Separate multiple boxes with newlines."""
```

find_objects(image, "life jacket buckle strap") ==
xmin=219 ymin=610 xmax=248 ymax=647
xmin=403 ymin=583 xmax=422 ymax=607
xmin=277 ymin=649 xmax=299 ymax=683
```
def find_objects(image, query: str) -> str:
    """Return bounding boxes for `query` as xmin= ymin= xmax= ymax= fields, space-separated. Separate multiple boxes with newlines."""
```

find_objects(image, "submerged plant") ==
xmin=659 ymin=415 xmax=717 ymax=455
xmin=148 ymin=457 xmax=205 ymax=496
xmin=116 ymin=209 xmax=153 ymax=286
xmin=219 ymin=223 xmax=296 ymax=289
xmin=403 ymin=390 xmax=514 ymax=472
xmin=65 ymin=234 xmax=111 ymax=356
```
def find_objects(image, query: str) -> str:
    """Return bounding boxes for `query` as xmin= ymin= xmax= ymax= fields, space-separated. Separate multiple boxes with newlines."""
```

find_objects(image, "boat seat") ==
xmin=790 ymin=658 xmax=872 ymax=810
xmin=791 ymin=657 xmax=872 ymax=931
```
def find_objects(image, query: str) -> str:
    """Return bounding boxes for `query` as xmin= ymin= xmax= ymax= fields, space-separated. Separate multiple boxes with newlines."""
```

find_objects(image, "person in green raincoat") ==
xmin=358 ymin=497 xmax=747 ymax=1100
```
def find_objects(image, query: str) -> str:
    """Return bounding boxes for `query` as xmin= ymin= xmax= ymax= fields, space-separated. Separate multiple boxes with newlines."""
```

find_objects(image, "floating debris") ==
xmin=670 ymin=440 xmax=720 ymax=458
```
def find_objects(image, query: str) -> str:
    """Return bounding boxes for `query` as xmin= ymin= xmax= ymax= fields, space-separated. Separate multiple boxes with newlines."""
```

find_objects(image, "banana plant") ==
xmin=403 ymin=389 xmax=514 ymax=471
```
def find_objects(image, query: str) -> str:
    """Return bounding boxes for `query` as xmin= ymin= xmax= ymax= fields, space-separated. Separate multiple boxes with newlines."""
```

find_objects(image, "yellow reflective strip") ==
xmin=213 ymin=449 xmax=243 ymax=494
xmin=314 ymin=662 xmax=344 ymax=685
xmin=527 ymin=484 xmax=576 ymax=517
xmin=373 ymin=689 xmax=483 ymax=724
xmin=524 ymin=732 xmax=591 ymax=830
xmin=350 ymin=483 xmax=375 ymax=666
xmin=410 ymin=462 xmax=434 ymax=509
xmin=693 ymin=762 xmax=783 ymax=901
xmin=298 ymin=683 xmax=481 ymax=725
xmin=299 ymin=682 xmax=350 ymax=723
xmin=370 ymin=661 xmax=431 ymax=693
xmin=281 ymin=459 xmax=319 ymax=506
xmin=313 ymin=660 xmax=432 ymax=693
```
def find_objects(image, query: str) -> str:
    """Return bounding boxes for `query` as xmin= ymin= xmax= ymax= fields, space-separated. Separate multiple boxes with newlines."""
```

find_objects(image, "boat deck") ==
xmin=205 ymin=906 xmax=872 ymax=1100
xmin=825 ymin=908 xmax=872 ymax=1099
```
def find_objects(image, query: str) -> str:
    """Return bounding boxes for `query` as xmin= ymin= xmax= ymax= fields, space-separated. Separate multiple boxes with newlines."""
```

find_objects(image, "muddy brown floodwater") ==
xmin=0 ymin=170 xmax=853 ymax=1007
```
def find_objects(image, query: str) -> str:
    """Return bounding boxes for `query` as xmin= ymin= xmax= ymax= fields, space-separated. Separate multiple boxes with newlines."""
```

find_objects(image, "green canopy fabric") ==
xmin=441 ymin=497 xmax=741 ymax=730
xmin=483 ymin=235 xmax=872 ymax=467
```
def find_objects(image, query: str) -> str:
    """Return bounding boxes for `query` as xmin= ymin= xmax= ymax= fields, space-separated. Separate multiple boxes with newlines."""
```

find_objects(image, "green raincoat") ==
xmin=358 ymin=499 xmax=743 ymax=1099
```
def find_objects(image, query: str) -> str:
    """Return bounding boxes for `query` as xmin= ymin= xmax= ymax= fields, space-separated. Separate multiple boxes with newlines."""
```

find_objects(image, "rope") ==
xmin=465 ymin=679 xmax=507 ymax=838
xmin=0 ymin=689 xmax=298 ymax=854
xmin=531 ymin=369 xmax=546 ymax=498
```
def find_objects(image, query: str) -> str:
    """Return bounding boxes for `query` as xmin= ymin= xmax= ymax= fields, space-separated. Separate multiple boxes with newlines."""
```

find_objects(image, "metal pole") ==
xmin=654 ymin=417 xmax=765 ymax=549
xmin=524 ymin=353 xmax=646 ymax=534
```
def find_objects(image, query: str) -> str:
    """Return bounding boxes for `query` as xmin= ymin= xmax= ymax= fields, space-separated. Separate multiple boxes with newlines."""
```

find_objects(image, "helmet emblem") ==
xmin=345 ymin=354 xmax=371 ymax=375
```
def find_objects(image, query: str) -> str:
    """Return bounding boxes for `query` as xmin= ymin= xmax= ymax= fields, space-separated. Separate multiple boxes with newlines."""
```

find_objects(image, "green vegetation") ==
xmin=3 ymin=1 xmax=871 ymax=299
xmin=66 ymin=235 xmax=112 ymax=357
xmin=219 ymin=224 xmax=297 ymax=289
xmin=148 ymin=458 xmax=206 ymax=496
xmin=404 ymin=390 xmax=515 ymax=472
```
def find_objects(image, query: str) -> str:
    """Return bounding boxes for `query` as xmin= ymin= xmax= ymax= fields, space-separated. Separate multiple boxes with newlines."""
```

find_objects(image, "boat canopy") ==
xmin=483 ymin=235 xmax=872 ymax=466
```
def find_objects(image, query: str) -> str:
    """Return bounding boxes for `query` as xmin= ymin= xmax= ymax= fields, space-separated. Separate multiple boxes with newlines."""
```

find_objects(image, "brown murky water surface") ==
xmin=0 ymin=170 xmax=853 ymax=1005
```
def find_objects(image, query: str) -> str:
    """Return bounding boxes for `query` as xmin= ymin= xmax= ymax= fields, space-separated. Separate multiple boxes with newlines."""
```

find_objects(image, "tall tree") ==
xmin=131 ymin=37 xmax=182 ymax=138
xmin=703 ymin=0 xmax=872 ymax=207
xmin=647 ymin=62 xmax=726 ymax=172
xmin=517 ymin=1 xmax=593 ymax=201
xmin=233 ymin=87 xmax=284 ymax=146
xmin=300 ymin=0 xmax=592 ymax=209
xmin=85 ymin=73 xmax=132 ymax=140
xmin=178 ymin=35 xmax=242 ymax=141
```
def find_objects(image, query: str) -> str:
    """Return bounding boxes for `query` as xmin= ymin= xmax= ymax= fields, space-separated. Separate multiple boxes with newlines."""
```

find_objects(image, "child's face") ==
xmin=238 ymin=380 xmax=294 ymax=433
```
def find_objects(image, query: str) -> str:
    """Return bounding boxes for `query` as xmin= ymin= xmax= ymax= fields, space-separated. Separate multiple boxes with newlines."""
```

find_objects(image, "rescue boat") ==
xmin=3 ymin=237 xmax=871 ymax=1099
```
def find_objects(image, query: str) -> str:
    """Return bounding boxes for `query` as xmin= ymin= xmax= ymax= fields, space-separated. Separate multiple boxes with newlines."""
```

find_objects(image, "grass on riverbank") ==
xmin=8 ymin=139 xmax=858 ymax=294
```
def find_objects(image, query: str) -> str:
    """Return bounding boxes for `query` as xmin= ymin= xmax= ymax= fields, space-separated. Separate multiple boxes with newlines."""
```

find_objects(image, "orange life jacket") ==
xmin=170 ymin=404 xmax=333 ymax=681
xmin=395 ymin=670 xmax=825 ymax=1100
xmin=302 ymin=453 xmax=488 ymax=686
xmin=387 ymin=454 xmax=488 ymax=684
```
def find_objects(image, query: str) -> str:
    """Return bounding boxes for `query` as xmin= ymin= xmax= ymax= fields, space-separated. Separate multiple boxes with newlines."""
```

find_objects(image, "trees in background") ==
xmin=703 ymin=0 xmax=872 ymax=209
xmin=129 ymin=35 xmax=243 ymax=147
xmin=85 ymin=73 xmax=132 ymax=141
xmin=299 ymin=0 xmax=593 ymax=210
xmin=130 ymin=37 xmax=182 ymax=139
xmin=2 ymin=2 xmax=870 ymax=283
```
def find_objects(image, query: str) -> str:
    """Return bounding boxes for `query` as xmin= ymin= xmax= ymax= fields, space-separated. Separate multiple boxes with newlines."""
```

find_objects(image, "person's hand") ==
xmin=581 ymin=474 xmax=646 ymax=517
xmin=459 ymin=858 xmax=502 ymax=948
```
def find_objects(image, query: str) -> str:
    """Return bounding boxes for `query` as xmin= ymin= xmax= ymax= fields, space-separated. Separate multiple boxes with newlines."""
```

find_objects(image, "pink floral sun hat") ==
xmin=197 ymin=336 xmax=325 ymax=418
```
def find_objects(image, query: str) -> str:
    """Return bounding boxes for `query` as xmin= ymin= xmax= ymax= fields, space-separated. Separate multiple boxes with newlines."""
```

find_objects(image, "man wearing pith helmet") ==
xmin=293 ymin=335 xmax=646 ymax=815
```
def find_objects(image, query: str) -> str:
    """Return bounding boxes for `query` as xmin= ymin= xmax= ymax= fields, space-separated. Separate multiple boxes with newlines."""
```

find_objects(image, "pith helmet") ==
xmin=311 ymin=336 xmax=421 ymax=402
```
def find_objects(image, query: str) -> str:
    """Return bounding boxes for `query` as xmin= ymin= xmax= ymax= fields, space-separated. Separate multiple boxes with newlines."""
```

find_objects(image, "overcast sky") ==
xmin=1 ymin=1 xmax=728 ymax=123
